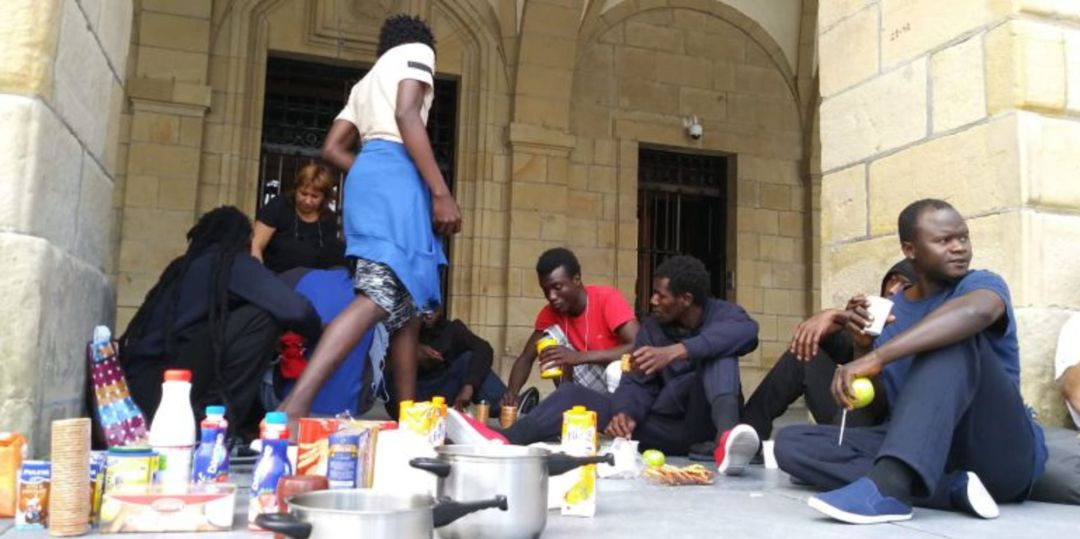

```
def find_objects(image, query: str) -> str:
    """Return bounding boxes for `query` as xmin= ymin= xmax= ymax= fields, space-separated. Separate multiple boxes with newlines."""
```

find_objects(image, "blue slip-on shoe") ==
xmin=808 ymin=477 xmax=914 ymax=524
xmin=949 ymin=471 xmax=999 ymax=519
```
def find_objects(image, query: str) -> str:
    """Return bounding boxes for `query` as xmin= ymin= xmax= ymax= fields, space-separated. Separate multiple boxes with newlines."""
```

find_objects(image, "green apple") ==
xmin=642 ymin=449 xmax=665 ymax=468
xmin=851 ymin=377 xmax=875 ymax=409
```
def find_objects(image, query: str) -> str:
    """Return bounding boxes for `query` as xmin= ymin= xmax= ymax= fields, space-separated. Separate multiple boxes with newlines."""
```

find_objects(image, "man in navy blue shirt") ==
xmin=775 ymin=199 xmax=1047 ymax=524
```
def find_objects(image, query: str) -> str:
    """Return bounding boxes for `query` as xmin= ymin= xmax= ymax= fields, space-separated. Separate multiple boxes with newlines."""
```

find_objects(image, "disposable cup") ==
xmin=864 ymin=296 xmax=894 ymax=337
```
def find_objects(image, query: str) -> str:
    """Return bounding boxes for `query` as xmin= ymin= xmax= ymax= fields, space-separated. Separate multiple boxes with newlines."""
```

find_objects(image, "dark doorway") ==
xmin=636 ymin=147 xmax=730 ymax=315
xmin=258 ymin=55 xmax=459 ymax=299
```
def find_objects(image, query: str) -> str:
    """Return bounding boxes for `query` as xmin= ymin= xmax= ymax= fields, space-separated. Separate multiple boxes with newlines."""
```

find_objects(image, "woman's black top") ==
xmin=256 ymin=196 xmax=345 ymax=273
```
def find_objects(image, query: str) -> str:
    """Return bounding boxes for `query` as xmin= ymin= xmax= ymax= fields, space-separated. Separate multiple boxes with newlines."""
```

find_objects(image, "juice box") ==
xmin=297 ymin=418 xmax=384 ymax=487
xmin=15 ymin=460 xmax=50 ymax=530
xmin=560 ymin=406 xmax=597 ymax=517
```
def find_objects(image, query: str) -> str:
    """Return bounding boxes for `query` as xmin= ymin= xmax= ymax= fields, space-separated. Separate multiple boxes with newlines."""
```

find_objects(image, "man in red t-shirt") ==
xmin=500 ymin=248 xmax=639 ymax=409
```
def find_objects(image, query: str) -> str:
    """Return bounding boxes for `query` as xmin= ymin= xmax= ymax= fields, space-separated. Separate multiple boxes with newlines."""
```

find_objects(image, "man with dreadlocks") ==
xmin=279 ymin=14 xmax=461 ymax=422
xmin=120 ymin=206 xmax=322 ymax=433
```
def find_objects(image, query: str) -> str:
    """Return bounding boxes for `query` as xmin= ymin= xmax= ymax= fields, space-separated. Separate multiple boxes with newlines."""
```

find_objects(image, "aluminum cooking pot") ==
xmin=410 ymin=444 xmax=613 ymax=539
xmin=254 ymin=489 xmax=507 ymax=539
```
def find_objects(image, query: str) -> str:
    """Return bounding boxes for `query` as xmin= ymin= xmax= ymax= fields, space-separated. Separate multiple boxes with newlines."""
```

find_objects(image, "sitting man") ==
xmin=501 ymin=247 xmax=639 ymax=411
xmin=737 ymin=260 xmax=915 ymax=454
xmin=1030 ymin=312 xmax=1080 ymax=505
xmin=387 ymin=307 xmax=507 ymax=411
xmin=120 ymin=207 xmax=323 ymax=434
xmin=498 ymin=255 xmax=760 ymax=475
xmin=775 ymin=199 xmax=1047 ymax=524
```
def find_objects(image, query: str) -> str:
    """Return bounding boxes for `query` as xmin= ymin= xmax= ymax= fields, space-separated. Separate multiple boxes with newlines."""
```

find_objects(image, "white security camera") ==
xmin=684 ymin=116 xmax=703 ymax=140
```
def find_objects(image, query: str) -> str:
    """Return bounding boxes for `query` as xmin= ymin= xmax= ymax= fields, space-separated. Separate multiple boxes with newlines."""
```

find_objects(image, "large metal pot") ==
xmin=410 ymin=445 xmax=613 ymax=539
xmin=254 ymin=489 xmax=507 ymax=539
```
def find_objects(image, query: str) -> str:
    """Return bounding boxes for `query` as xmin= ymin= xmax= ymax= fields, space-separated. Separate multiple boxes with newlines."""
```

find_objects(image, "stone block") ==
xmin=625 ymin=21 xmax=684 ymax=54
xmin=567 ymin=217 xmax=597 ymax=246
xmin=511 ymin=181 xmax=563 ymax=211
xmin=818 ymin=4 xmax=879 ymax=97
xmin=98 ymin=0 xmax=132 ymax=76
xmin=678 ymin=87 xmax=727 ymax=121
xmin=574 ymin=68 xmax=617 ymax=108
xmin=1019 ymin=113 xmax=1080 ymax=210
xmin=820 ymin=164 xmax=867 ymax=243
xmin=517 ymin=65 xmax=574 ymax=100
xmin=821 ymin=234 xmax=902 ymax=308
xmin=734 ymin=65 xmax=792 ymax=99
xmin=760 ymin=184 xmax=792 ymax=211
xmin=1030 ymin=212 xmax=1080 ymax=308
xmin=0 ymin=0 xmax=61 ymax=97
xmin=522 ymin=2 xmax=578 ymax=39
xmin=726 ymin=94 xmax=799 ymax=131
xmin=156 ymin=178 xmax=198 ymax=211
xmin=614 ymin=46 xmax=656 ymax=82
xmin=136 ymin=45 xmax=208 ymax=84
xmin=618 ymin=78 xmax=678 ymax=114
xmin=779 ymin=211 xmax=805 ymax=238
xmin=819 ymin=0 xmax=876 ymax=32
xmin=1016 ymin=308 xmax=1072 ymax=427
xmin=54 ymin=0 xmax=113 ymax=162
xmin=867 ymin=115 xmax=1020 ymax=236
xmin=593 ymin=139 xmax=616 ymax=166
xmin=655 ymin=52 xmax=713 ymax=90
xmin=760 ymin=235 xmax=796 ymax=263
xmin=881 ymin=0 xmax=1011 ymax=68
xmin=568 ymin=163 xmax=589 ymax=190
xmin=931 ymin=35 xmax=986 ymax=133
xmin=0 ymin=233 xmax=112 ymax=454
xmin=1069 ymin=33 xmax=1080 ymax=114
xmin=128 ymin=141 xmax=201 ymax=179
xmin=516 ymin=95 xmax=572 ymax=131
xmin=74 ymin=154 xmax=113 ymax=269
xmin=684 ymin=29 xmax=745 ymax=64
xmin=521 ymin=32 xmax=577 ymax=69
xmin=130 ymin=111 xmax=179 ymax=144
xmin=141 ymin=0 xmax=211 ymax=18
xmin=588 ymin=165 xmax=617 ymax=193
xmin=597 ymin=220 xmax=616 ymax=248
xmin=986 ymin=20 xmax=1067 ymax=114
xmin=618 ymin=220 xmax=638 ymax=250
xmin=820 ymin=58 xmax=928 ymax=171
xmin=0 ymin=96 xmax=82 ymax=255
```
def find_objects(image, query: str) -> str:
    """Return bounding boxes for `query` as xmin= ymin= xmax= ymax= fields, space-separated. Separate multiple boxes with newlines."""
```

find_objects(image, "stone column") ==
xmin=0 ymin=0 xmax=132 ymax=453
xmin=817 ymin=0 xmax=1080 ymax=425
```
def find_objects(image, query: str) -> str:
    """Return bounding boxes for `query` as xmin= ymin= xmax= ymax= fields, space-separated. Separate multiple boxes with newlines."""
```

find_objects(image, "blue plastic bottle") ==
xmin=248 ymin=411 xmax=292 ymax=529
xmin=192 ymin=406 xmax=230 ymax=483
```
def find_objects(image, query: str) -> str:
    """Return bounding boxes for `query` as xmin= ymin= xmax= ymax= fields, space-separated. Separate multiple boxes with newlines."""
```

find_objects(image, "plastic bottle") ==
xmin=248 ymin=411 xmax=292 ymax=529
xmin=149 ymin=369 xmax=196 ymax=489
xmin=192 ymin=406 xmax=229 ymax=483
xmin=536 ymin=336 xmax=563 ymax=379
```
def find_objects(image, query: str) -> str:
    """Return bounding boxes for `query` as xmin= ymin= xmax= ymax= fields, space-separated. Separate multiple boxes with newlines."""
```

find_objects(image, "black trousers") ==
xmin=503 ymin=357 xmax=739 ymax=455
xmin=742 ymin=350 xmax=887 ymax=441
xmin=125 ymin=305 xmax=281 ymax=433
xmin=774 ymin=336 xmax=1039 ymax=508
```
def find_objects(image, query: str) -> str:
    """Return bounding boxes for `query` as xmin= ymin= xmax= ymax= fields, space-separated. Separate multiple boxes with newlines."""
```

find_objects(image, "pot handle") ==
xmin=254 ymin=513 xmax=312 ymax=539
xmin=432 ymin=495 xmax=508 ymax=528
xmin=546 ymin=452 xmax=616 ymax=476
xmin=409 ymin=457 xmax=452 ymax=478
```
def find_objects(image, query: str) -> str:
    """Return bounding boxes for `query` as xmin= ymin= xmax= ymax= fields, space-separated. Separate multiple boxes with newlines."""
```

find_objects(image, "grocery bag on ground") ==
xmin=87 ymin=326 xmax=149 ymax=447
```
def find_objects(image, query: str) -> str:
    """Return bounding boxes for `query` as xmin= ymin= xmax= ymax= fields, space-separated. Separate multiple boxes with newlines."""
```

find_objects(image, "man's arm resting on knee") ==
xmin=872 ymin=288 xmax=1005 ymax=366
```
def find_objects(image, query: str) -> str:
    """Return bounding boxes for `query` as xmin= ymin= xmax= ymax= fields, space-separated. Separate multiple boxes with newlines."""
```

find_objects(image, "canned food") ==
xmin=104 ymin=447 xmax=157 ymax=494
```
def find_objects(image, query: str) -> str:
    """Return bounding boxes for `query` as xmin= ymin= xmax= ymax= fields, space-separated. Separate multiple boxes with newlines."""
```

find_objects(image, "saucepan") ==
xmin=255 ymin=489 xmax=507 ymax=539
xmin=411 ymin=444 xmax=614 ymax=539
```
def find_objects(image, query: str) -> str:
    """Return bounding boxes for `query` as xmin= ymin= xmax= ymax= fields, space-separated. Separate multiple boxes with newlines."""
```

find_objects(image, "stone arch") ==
xmin=578 ymin=0 xmax=801 ymax=115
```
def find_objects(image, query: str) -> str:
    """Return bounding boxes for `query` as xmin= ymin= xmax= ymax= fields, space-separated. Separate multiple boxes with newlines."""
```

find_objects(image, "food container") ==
xmin=97 ymin=483 xmax=236 ymax=533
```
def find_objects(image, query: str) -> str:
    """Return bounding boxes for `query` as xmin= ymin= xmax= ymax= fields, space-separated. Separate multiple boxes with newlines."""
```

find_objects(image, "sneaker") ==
xmin=518 ymin=387 xmax=540 ymax=416
xmin=713 ymin=424 xmax=760 ymax=476
xmin=949 ymin=471 xmax=999 ymax=519
xmin=687 ymin=440 xmax=716 ymax=461
xmin=808 ymin=477 xmax=914 ymax=524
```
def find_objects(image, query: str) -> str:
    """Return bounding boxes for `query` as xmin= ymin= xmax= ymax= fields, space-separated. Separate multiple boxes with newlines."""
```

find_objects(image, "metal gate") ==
xmin=636 ymin=147 xmax=729 ymax=315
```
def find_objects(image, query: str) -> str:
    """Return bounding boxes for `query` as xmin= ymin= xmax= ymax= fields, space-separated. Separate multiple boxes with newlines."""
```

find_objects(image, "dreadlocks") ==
xmin=120 ymin=206 xmax=253 ymax=419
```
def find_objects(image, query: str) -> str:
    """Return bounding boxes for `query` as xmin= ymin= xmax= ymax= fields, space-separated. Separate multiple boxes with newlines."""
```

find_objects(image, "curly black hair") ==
xmin=897 ymin=198 xmax=957 ymax=243
xmin=378 ymin=14 xmax=436 ymax=57
xmin=536 ymin=247 xmax=581 ymax=279
xmin=654 ymin=255 xmax=711 ymax=306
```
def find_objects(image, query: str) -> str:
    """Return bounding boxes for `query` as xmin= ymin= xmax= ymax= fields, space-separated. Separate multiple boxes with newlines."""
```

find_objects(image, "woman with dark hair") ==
xmin=120 ymin=206 xmax=322 ymax=432
xmin=279 ymin=14 xmax=462 ymax=422
xmin=251 ymin=162 xmax=345 ymax=273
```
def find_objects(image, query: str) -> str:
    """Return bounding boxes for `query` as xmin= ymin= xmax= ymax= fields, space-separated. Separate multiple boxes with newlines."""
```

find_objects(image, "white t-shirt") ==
xmin=1054 ymin=312 xmax=1080 ymax=429
xmin=336 ymin=42 xmax=435 ymax=143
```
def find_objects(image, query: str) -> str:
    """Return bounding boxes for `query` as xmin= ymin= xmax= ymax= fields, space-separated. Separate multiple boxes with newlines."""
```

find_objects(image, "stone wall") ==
xmin=0 ymin=0 xmax=131 ymax=454
xmin=817 ymin=0 xmax=1080 ymax=425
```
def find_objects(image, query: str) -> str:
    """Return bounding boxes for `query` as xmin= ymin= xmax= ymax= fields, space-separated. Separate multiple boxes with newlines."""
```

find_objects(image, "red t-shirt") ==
xmin=533 ymin=285 xmax=636 ymax=351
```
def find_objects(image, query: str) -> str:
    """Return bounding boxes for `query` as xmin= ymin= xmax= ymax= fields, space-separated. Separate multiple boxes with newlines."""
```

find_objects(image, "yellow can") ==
xmin=536 ymin=336 xmax=563 ymax=379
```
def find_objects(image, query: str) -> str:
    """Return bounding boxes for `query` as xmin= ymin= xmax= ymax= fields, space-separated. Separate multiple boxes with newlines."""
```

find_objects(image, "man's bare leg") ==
xmin=279 ymin=294 xmax=387 ymax=420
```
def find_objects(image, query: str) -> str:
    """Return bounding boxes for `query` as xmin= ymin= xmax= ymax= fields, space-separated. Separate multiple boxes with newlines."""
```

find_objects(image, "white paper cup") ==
xmin=864 ymin=296 xmax=894 ymax=337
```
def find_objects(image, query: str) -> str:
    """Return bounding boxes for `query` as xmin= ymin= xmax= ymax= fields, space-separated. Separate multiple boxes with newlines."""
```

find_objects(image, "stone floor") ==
xmin=3 ymin=460 xmax=1079 ymax=538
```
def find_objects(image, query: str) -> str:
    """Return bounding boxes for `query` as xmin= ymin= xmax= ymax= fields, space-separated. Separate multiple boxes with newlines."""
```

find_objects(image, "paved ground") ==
xmin=3 ymin=458 xmax=1079 ymax=538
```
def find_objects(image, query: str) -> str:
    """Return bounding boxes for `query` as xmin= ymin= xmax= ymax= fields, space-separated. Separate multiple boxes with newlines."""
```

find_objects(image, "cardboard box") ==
xmin=97 ymin=484 xmax=235 ymax=533
xmin=296 ymin=418 xmax=385 ymax=487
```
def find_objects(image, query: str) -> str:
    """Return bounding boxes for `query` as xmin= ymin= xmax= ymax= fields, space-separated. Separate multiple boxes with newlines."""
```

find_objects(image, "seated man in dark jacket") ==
xmin=120 ymin=207 xmax=322 ymax=433
xmin=495 ymin=255 xmax=759 ymax=475
xmin=386 ymin=308 xmax=507 ymax=411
